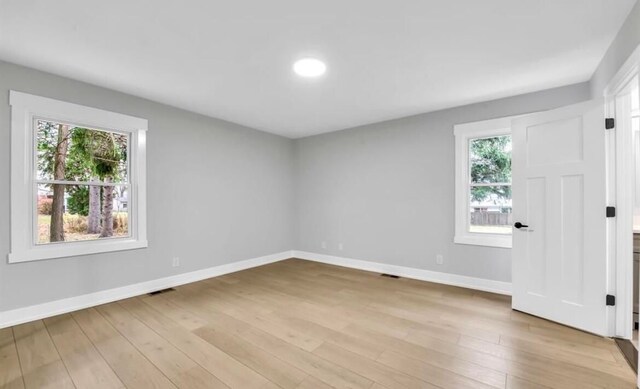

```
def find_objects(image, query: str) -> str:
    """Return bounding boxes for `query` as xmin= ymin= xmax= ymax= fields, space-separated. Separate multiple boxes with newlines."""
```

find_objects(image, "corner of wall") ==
xmin=590 ymin=1 xmax=640 ymax=97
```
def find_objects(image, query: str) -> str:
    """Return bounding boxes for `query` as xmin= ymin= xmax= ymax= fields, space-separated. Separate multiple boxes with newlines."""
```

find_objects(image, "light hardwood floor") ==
xmin=0 ymin=259 xmax=636 ymax=389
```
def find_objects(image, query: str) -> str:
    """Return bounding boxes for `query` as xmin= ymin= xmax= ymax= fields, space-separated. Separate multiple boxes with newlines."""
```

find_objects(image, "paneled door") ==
xmin=511 ymin=100 xmax=608 ymax=336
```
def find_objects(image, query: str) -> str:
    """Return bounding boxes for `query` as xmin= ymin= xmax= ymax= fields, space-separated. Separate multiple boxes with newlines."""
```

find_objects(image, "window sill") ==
xmin=454 ymin=234 xmax=512 ymax=249
xmin=8 ymin=239 xmax=148 ymax=264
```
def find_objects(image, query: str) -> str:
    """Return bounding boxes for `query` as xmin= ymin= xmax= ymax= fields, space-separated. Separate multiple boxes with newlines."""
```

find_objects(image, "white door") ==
xmin=512 ymin=100 xmax=608 ymax=336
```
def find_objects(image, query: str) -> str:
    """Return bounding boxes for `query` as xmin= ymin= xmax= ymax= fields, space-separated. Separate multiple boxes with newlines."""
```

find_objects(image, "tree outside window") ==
xmin=36 ymin=120 xmax=129 ymax=244
xmin=468 ymin=135 xmax=512 ymax=234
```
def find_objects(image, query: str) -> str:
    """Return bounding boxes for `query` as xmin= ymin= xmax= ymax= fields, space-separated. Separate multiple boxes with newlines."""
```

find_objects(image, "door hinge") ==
xmin=605 ymin=118 xmax=615 ymax=130
xmin=606 ymin=206 xmax=616 ymax=218
xmin=606 ymin=294 xmax=616 ymax=306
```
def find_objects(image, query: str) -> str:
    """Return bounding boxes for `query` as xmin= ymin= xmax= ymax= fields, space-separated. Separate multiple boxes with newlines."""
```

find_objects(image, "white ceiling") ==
xmin=0 ymin=1 xmax=636 ymax=138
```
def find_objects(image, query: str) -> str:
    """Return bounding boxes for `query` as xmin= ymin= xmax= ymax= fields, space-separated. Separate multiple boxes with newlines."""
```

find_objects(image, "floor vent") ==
xmin=380 ymin=273 xmax=400 ymax=279
xmin=147 ymin=288 xmax=175 ymax=296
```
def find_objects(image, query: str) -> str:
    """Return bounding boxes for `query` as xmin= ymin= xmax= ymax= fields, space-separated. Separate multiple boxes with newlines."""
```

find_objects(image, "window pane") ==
xmin=36 ymin=119 xmax=129 ymax=183
xmin=469 ymin=135 xmax=511 ymax=184
xmin=470 ymin=185 xmax=512 ymax=234
xmin=37 ymin=183 xmax=129 ymax=244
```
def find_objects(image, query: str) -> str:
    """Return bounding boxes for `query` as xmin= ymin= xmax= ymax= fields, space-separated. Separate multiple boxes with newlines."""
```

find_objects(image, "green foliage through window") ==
xmin=469 ymin=136 xmax=511 ymax=204
xmin=36 ymin=120 xmax=129 ymax=243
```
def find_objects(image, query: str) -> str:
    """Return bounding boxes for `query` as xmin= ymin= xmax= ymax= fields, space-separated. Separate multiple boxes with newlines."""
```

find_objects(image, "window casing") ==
xmin=9 ymin=91 xmax=147 ymax=263
xmin=454 ymin=117 xmax=513 ymax=248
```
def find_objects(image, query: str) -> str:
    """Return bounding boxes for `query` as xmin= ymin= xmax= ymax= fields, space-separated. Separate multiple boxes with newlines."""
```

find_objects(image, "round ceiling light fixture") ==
xmin=293 ymin=58 xmax=326 ymax=78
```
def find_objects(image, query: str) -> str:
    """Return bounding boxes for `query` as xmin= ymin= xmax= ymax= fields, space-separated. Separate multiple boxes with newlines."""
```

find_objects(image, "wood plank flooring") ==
xmin=1 ymin=259 xmax=636 ymax=388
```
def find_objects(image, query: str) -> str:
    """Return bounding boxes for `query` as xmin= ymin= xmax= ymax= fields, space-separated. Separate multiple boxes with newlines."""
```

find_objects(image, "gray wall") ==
xmin=0 ymin=61 xmax=295 ymax=312
xmin=294 ymin=83 xmax=591 ymax=283
xmin=591 ymin=0 xmax=640 ymax=96
xmin=3 ymin=4 xmax=638 ymax=312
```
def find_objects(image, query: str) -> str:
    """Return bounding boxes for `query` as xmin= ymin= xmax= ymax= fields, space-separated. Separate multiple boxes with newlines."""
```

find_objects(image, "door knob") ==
xmin=514 ymin=222 xmax=529 ymax=229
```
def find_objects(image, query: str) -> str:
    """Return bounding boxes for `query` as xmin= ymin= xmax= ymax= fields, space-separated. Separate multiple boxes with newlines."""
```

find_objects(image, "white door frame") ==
xmin=604 ymin=43 xmax=640 ymax=340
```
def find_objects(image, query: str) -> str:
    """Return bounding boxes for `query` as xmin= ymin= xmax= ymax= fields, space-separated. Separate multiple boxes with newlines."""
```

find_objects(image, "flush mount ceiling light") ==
xmin=293 ymin=58 xmax=326 ymax=77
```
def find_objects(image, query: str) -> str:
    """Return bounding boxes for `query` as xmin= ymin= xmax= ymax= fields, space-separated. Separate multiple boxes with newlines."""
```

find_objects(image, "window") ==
xmin=454 ymin=117 xmax=513 ymax=248
xmin=9 ymin=91 xmax=147 ymax=263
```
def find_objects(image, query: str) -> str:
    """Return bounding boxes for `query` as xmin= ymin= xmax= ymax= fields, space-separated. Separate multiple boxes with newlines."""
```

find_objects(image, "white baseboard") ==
xmin=292 ymin=250 xmax=512 ymax=296
xmin=0 ymin=249 xmax=511 ymax=329
xmin=0 ymin=250 xmax=294 ymax=329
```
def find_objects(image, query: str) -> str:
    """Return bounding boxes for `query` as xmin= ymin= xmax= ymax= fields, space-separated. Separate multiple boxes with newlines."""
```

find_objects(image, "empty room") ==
xmin=2 ymin=1 xmax=640 ymax=388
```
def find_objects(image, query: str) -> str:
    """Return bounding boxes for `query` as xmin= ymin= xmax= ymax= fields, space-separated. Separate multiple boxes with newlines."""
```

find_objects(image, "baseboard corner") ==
xmin=291 ymin=250 xmax=512 ymax=296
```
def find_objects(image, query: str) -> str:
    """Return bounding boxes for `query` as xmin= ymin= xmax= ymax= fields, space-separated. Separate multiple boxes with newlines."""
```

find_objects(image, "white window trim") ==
xmin=8 ymin=91 xmax=148 ymax=263
xmin=454 ymin=116 xmax=514 ymax=249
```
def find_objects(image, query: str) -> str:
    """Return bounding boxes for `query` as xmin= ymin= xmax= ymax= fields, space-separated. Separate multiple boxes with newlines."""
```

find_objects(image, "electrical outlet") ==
xmin=338 ymin=243 xmax=344 ymax=251
xmin=172 ymin=257 xmax=181 ymax=267
xmin=321 ymin=241 xmax=327 ymax=249
xmin=436 ymin=254 xmax=444 ymax=265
